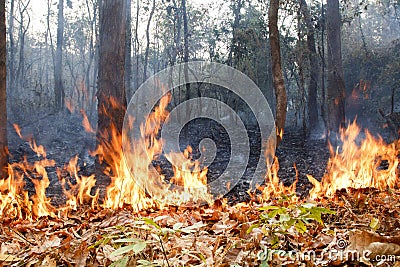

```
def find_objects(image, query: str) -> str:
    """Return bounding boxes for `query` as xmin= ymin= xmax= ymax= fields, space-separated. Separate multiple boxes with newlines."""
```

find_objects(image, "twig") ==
xmin=157 ymin=235 xmax=171 ymax=267
xmin=9 ymin=227 xmax=35 ymax=245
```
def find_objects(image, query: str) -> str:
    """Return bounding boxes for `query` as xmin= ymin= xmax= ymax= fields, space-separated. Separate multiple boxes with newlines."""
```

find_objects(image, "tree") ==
xmin=300 ymin=0 xmax=319 ymax=133
xmin=55 ymin=0 xmax=65 ymax=111
xmin=326 ymin=0 xmax=345 ymax=133
xmin=143 ymin=0 xmax=156 ymax=82
xmin=182 ymin=0 xmax=190 ymax=101
xmin=125 ymin=0 xmax=132 ymax=100
xmin=0 ymin=0 xmax=7 ymax=178
xmin=97 ymin=0 xmax=127 ymax=153
xmin=228 ymin=0 xmax=243 ymax=67
xmin=7 ymin=0 xmax=15 ymax=92
xmin=269 ymin=0 xmax=287 ymax=143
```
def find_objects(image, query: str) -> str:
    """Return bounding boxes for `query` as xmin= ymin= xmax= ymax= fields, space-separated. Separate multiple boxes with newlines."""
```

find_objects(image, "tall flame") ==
xmin=308 ymin=121 xmax=399 ymax=198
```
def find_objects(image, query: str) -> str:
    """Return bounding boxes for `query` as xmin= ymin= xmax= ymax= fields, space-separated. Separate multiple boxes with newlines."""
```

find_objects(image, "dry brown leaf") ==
xmin=32 ymin=235 xmax=61 ymax=254
xmin=1 ymin=241 xmax=21 ymax=255
xmin=101 ymin=244 xmax=120 ymax=262
xmin=41 ymin=255 xmax=57 ymax=267
xmin=0 ymin=253 xmax=22 ymax=262
xmin=310 ymin=233 xmax=334 ymax=249
xmin=211 ymin=219 xmax=238 ymax=234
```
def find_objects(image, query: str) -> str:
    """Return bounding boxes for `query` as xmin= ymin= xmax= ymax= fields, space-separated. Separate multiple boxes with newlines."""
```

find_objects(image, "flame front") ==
xmin=1 ymin=104 xmax=399 ymax=220
xmin=308 ymin=121 xmax=399 ymax=198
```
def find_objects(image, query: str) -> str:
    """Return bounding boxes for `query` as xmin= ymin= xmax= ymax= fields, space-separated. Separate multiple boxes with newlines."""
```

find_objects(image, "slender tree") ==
xmin=15 ymin=0 xmax=30 ymax=91
xmin=182 ymin=0 xmax=190 ymax=100
xmin=228 ymin=0 xmax=243 ymax=67
xmin=326 ymin=0 xmax=345 ymax=133
xmin=269 ymin=0 xmax=287 ymax=143
xmin=300 ymin=0 xmax=319 ymax=133
xmin=143 ymin=0 xmax=156 ymax=82
xmin=125 ymin=0 xmax=132 ymax=100
xmin=97 ymin=0 xmax=127 ymax=149
xmin=0 ymin=0 xmax=7 ymax=178
xmin=7 ymin=0 xmax=15 ymax=92
xmin=54 ymin=0 xmax=65 ymax=111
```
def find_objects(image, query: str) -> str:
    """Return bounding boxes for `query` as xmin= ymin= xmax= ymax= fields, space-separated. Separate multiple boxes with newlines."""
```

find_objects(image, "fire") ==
xmin=93 ymin=92 xmax=213 ymax=209
xmin=1 ymin=96 xmax=399 ymax=220
xmin=261 ymin=156 xmax=298 ymax=201
xmin=60 ymin=156 xmax=99 ymax=211
xmin=308 ymin=120 xmax=399 ymax=198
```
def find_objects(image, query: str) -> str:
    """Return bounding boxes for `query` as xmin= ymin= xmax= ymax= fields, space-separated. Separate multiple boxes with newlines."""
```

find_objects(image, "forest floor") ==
xmin=2 ymin=110 xmax=399 ymax=266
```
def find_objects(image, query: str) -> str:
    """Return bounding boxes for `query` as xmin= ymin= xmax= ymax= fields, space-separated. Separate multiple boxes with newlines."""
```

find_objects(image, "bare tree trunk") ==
xmin=300 ymin=0 xmax=319 ymax=133
xmin=326 ymin=0 xmax=345 ymax=133
xmin=269 ymin=0 xmax=287 ymax=144
xmin=97 ymin=0 xmax=127 ymax=148
xmin=84 ymin=0 xmax=97 ymax=115
xmin=16 ymin=1 xmax=30 ymax=91
xmin=134 ymin=0 xmax=139 ymax=92
xmin=7 ymin=0 xmax=15 ymax=93
xmin=182 ymin=0 xmax=190 ymax=100
xmin=296 ymin=5 xmax=306 ymax=135
xmin=0 ymin=0 xmax=7 ymax=177
xmin=228 ymin=0 xmax=243 ymax=67
xmin=320 ymin=2 xmax=326 ymax=129
xmin=125 ymin=0 xmax=132 ymax=100
xmin=54 ymin=0 xmax=65 ymax=111
xmin=143 ymin=0 xmax=155 ymax=82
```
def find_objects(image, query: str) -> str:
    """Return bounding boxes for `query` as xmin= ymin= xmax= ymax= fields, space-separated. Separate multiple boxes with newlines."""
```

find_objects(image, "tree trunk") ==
xmin=125 ymin=0 xmax=132 ymax=100
xmin=228 ymin=0 xmax=243 ymax=67
xmin=320 ymin=2 xmax=327 ymax=129
xmin=326 ymin=0 xmax=345 ymax=133
xmin=300 ymin=0 xmax=319 ymax=133
xmin=7 ymin=0 xmax=15 ymax=93
xmin=269 ymin=0 xmax=287 ymax=144
xmin=182 ymin=0 xmax=190 ymax=100
xmin=0 ymin=0 xmax=7 ymax=177
xmin=16 ymin=1 xmax=29 ymax=92
xmin=134 ymin=0 xmax=139 ymax=92
xmin=97 ymin=0 xmax=127 ymax=149
xmin=143 ymin=0 xmax=155 ymax=82
xmin=54 ymin=0 xmax=65 ymax=111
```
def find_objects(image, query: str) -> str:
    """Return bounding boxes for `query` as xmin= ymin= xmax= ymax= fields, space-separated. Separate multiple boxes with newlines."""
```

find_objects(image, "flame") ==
xmin=98 ymin=92 xmax=212 ymax=209
xmin=308 ymin=120 xmax=399 ymax=198
xmin=261 ymin=156 xmax=297 ymax=202
xmin=2 ymin=97 xmax=398 ymax=221
xmin=80 ymin=110 xmax=96 ymax=134
xmin=60 ymin=156 xmax=99 ymax=211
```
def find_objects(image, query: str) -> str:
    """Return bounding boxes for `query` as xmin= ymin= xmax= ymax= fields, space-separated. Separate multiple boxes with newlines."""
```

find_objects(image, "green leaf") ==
xmin=307 ymin=212 xmax=323 ymax=224
xmin=173 ymin=222 xmax=184 ymax=231
xmin=268 ymin=208 xmax=287 ymax=219
xmin=109 ymin=241 xmax=146 ymax=257
xmin=246 ymin=223 xmax=260 ymax=234
xmin=113 ymin=238 xmax=143 ymax=243
xmin=279 ymin=213 xmax=291 ymax=222
xmin=259 ymin=205 xmax=280 ymax=211
xmin=109 ymin=256 xmax=129 ymax=267
xmin=302 ymin=202 xmax=315 ymax=209
xmin=294 ymin=220 xmax=307 ymax=234
xmin=311 ymin=206 xmax=336 ymax=214
xmin=137 ymin=260 xmax=155 ymax=267
xmin=143 ymin=218 xmax=161 ymax=230
xmin=282 ymin=219 xmax=296 ymax=230
xmin=370 ymin=217 xmax=380 ymax=231
xmin=198 ymin=253 xmax=206 ymax=263
xmin=180 ymin=222 xmax=207 ymax=233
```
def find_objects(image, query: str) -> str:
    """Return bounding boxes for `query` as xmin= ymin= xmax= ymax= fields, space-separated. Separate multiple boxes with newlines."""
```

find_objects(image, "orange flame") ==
xmin=308 ymin=120 xmax=399 ymax=198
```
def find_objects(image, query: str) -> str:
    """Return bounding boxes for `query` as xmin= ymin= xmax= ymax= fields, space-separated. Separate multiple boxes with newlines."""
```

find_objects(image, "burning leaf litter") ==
xmin=0 ymin=97 xmax=399 ymax=266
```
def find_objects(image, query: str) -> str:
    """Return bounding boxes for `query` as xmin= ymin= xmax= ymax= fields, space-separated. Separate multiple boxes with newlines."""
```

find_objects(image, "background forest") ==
xmin=4 ymin=0 xmax=400 ymax=142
